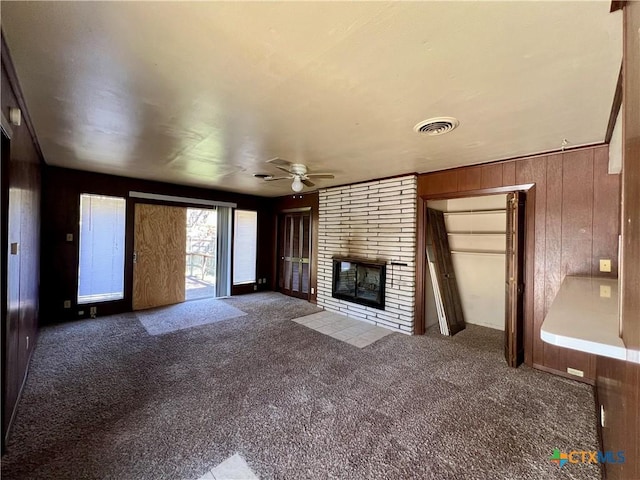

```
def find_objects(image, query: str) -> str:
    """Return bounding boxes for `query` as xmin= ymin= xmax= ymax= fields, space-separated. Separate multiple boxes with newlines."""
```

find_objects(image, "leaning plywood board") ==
xmin=424 ymin=258 xmax=441 ymax=330
xmin=428 ymin=260 xmax=449 ymax=335
xmin=133 ymin=203 xmax=187 ymax=310
xmin=426 ymin=208 xmax=465 ymax=335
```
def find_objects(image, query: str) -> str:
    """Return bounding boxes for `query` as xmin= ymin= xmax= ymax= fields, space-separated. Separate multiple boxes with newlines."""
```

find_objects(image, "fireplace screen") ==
xmin=332 ymin=258 xmax=385 ymax=309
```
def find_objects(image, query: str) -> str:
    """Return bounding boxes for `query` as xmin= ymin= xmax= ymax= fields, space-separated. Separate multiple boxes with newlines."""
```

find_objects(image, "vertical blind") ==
xmin=233 ymin=210 xmax=257 ymax=285
xmin=216 ymin=207 xmax=232 ymax=297
xmin=77 ymin=194 xmax=126 ymax=304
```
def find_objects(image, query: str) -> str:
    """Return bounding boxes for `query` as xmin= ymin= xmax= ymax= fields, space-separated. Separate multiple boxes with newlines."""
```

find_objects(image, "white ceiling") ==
xmin=2 ymin=1 xmax=621 ymax=197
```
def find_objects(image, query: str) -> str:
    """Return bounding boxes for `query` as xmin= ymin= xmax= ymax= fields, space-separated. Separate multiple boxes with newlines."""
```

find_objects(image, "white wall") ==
xmin=317 ymin=175 xmax=417 ymax=334
xmin=427 ymin=194 xmax=506 ymax=331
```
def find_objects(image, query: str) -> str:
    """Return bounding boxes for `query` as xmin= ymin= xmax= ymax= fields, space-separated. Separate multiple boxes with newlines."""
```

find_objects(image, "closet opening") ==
xmin=420 ymin=189 xmax=528 ymax=368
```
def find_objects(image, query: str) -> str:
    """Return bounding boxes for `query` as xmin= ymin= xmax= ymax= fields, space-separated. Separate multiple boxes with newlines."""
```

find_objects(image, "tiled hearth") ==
xmin=292 ymin=311 xmax=393 ymax=348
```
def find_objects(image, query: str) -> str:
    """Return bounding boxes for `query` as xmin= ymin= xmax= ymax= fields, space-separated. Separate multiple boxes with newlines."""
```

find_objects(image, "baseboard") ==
xmin=532 ymin=363 xmax=595 ymax=386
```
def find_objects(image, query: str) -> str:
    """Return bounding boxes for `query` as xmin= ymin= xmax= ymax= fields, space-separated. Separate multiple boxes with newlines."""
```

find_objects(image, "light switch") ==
xmin=66 ymin=233 xmax=73 ymax=242
xmin=599 ymin=259 xmax=612 ymax=272
xmin=600 ymin=285 xmax=611 ymax=298
xmin=10 ymin=243 xmax=19 ymax=255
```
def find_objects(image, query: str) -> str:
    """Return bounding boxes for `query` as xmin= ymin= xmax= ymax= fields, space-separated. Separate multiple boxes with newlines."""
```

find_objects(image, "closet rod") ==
xmin=443 ymin=209 xmax=506 ymax=215
xmin=450 ymin=250 xmax=506 ymax=256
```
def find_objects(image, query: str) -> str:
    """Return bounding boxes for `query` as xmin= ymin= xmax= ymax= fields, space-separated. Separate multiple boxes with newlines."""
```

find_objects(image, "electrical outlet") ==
xmin=599 ymin=259 xmax=612 ymax=273
xmin=90 ymin=306 xmax=97 ymax=318
xmin=600 ymin=285 xmax=611 ymax=298
xmin=66 ymin=233 xmax=73 ymax=242
xmin=567 ymin=367 xmax=584 ymax=377
xmin=78 ymin=310 xmax=84 ymax=315
xmin=64 ymin=300 xmax=71 ymax=309
xmin=253 ymin=285 xmax=258 ymax=291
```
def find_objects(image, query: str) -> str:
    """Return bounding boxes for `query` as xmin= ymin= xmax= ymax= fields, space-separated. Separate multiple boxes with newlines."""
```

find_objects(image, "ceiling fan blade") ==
xmin=306 ymin=173 xmax=335 ymax=179
xmin=267 ymin=157 xmax=292 ymax=168
xmin=264 ymin=176 xmax=291 ymax=181
xmin=274 ymin=165 xmax=294 ymax=174
xmin=301 ymin=179 xmax=315 ymax=187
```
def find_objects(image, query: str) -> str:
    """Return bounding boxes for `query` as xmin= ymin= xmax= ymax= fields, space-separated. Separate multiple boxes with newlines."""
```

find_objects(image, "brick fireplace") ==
xmin=317 ymin=175 xmax=417 ymax=334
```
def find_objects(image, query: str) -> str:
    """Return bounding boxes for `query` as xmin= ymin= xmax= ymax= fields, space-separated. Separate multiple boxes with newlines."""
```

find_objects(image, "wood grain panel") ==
xmin=133 ymin=203 xmax=186 ymax=310
xmin=481 ymin=164 xmax=503 ymax=189
xmin=598 ymin=5 xmax=640 ymax=479
xmin=620 ymin=1 xmax=640 ymax=354
xmin=420 ymin=170 xmax=458 ymax=196
xmin=561 ymin=149 xmax=594 ymax=277
xmin=1 ymin=40 xmax=42 ymax=447
xmin=457 ymin=166 xmax=482 ymax=191
xmin=542 ymin=155 xmax=563 ymax=372
xmin=515 ymin=157 xmax=547 ymax=368
xmin=592 ymin=146 xmax=620 ymax=278
xmin=502 ymin=162 xmax=516 ymax=186
xmin=560 ymin=149 xmax=595 ymax=378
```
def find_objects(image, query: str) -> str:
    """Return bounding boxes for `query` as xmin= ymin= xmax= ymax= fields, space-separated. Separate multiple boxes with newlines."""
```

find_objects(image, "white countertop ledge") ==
xmin=540 ymin=276 xmax=627 ymax=361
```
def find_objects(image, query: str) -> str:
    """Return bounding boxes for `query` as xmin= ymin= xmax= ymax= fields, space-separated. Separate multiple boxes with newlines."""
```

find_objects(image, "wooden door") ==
xmin=278 ymin=213 xmax=311 ymax=299
xmin=426 ymin=208 xmax=465 ymax=335
xmin=133 ymin=203 xmax=187 ymax=310
xmin=505 ymin=192 xmax=526 ymax=367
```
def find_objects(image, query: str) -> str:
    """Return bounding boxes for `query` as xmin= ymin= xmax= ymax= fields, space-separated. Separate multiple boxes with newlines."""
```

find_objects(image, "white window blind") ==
xmin=233 ymin=210 xmax=257 ymax=285
xmin=78 ymin=194 xmax=126 ymax=304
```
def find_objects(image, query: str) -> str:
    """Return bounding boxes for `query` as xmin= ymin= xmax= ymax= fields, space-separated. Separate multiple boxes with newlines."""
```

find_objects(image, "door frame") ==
xmin=415 ymin=183 xmax=535 ymax=366
xmin=277 ymin=207 xmax=312 ymax=301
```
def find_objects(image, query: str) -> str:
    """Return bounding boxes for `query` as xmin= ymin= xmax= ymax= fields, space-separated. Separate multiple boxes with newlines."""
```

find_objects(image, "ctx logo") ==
xmin=550 ymin=449 xmax=625 ymax=467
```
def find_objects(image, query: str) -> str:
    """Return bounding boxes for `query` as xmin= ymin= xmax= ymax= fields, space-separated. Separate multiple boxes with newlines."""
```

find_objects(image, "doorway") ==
xmin=185 ymin=208 xmax=217 ymax=301
xmin=422 ymin=191 xmax=526 ymax=367
xmin=278 ymin=211 xmax=311 ymax=299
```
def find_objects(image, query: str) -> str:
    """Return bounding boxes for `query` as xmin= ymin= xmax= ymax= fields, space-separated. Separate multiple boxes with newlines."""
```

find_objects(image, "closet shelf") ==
xmin=444 ymin=209 xmax=506 ymax=216
xmin=447 ymin=231 xmax=506 ymax=236
xmin=450 ymin=250 xmax=506 ymax=256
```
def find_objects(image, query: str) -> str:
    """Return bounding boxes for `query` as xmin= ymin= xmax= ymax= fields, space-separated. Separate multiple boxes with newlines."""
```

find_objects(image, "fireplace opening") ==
xmin=332 ymin=257 xmax=385 ymax=309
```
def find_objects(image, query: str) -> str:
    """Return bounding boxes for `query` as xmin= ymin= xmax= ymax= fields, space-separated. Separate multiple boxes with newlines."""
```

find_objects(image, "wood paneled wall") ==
xmin=40 ymin=166 xmax=274 ymax=322
xmin=418 ymin=144 xmax=620 ymax=382
xmin=1 ymin=37 xmax=43 ymax=446
xmin=597 ymin=2 xmax=640 ymax=478
xmin=272 ymin=193 xmax=319 ymax=304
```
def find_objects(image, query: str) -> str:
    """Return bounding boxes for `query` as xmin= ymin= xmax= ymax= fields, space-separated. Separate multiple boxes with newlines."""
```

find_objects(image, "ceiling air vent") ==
xmin=414 ymin=117 xmax=459 ymax=136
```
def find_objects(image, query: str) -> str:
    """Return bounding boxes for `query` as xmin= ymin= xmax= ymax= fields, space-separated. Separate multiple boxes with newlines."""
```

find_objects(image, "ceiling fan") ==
xmin=259 ymin=158 xmax=335 ymax=192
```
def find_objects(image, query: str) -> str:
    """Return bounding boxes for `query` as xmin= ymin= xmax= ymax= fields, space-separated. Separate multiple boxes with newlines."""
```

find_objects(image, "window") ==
xmin=233 ymin=210 xmax=257 ymax=285
xmin=77 ymin=194 xmax=126 ymax=303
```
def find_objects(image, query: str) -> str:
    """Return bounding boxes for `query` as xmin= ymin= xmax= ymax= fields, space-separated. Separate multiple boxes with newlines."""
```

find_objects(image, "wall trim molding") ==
xmin=129 ymin=191 xmax=237 ymax=208
xmin=1 ymin=30 xmax=46 ymax=163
